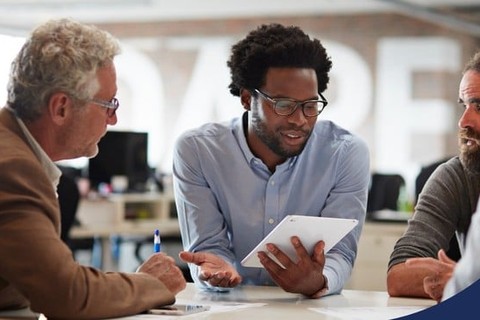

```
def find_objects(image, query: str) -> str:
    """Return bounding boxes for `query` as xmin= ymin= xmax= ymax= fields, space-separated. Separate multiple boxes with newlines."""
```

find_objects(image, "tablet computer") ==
xmin=241 ymin=215 xmax=358 ymax=268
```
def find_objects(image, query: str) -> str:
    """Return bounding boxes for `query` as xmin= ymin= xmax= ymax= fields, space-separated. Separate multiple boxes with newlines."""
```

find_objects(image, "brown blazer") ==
xmin=0 ymin=108 xmax=175 ymax=319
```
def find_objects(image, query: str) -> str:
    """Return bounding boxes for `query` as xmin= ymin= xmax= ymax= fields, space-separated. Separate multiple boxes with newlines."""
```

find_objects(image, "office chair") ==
xmin=57 ymin=168 xmax=102 ymax=268
xmin=57 ymin=173 xmax=80 ymax=245
xmin=367 ymin=173 xmax=405 ymax=213
xmin=415 ymin=157 xmax=451 ymax=204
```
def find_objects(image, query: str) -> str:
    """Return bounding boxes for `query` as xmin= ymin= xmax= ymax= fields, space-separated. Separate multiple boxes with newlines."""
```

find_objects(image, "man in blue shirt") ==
xmin=174 ymin=23 xmax=370 ymax=298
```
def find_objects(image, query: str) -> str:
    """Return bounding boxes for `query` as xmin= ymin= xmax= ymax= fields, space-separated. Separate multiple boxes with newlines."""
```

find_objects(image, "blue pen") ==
xmin=154 ymin=229 xmax=161 ymax=253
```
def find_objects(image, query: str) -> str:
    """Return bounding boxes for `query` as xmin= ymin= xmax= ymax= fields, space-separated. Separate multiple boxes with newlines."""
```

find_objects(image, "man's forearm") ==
xmin=387 ymin=263 xmax=431 ymax=298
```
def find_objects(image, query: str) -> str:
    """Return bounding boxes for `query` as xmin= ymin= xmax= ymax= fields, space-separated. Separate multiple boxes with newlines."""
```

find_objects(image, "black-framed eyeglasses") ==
xmin=254 ymin=89 xmax=328 ymax=117
xmin=90 ymin=97 xmax=119 ymax=117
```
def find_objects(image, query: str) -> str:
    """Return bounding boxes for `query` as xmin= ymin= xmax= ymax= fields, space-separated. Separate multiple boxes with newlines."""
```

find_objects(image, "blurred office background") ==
xmin=1 ymin=0 xmax=479 ymax=285
xmin=1 ymin=0 xmax=479 ymax=200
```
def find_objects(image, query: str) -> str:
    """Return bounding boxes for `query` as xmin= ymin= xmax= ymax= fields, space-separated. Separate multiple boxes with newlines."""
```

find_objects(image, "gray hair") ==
xmin=7 ymin=18 xmax=121 ymax=121
xmin=463 ymin=51 xmax=480 ymax=74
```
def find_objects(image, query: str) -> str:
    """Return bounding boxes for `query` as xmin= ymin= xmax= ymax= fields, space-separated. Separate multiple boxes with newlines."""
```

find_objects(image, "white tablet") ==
xmin=241 ymin=215 xmax=358 ymax=268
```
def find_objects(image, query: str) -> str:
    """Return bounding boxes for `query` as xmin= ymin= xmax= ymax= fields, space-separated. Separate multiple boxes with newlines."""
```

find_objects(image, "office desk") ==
xmin=69 ymin=192 xmax=178 ymax=271
xmin=70 ymin=219 xmax=180 ymax=271
xmin=114 ymin=283 xmax=436 ymax=320
xmin=70 ymin=219 xmax=180 ymax=238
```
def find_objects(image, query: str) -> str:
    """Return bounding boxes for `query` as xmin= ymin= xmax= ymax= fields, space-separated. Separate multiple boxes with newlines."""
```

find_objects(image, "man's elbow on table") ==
xmin=387 ymin=263 xmax=431 ymax=298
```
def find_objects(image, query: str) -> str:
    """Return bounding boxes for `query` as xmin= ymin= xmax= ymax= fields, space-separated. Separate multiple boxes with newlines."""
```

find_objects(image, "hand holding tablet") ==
xmin=241 ymin=215 xmax=358 ymax=268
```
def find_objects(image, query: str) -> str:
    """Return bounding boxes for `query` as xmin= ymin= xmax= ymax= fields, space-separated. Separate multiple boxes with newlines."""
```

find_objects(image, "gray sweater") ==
xmin=388 ymin=157 xmax=480 ymax=269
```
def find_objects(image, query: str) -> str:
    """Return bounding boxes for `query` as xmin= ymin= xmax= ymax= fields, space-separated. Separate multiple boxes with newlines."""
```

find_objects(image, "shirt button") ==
xmin=268 ymin=218 xmax=274 ymax=224
xmin=271 ymin=181 xmax=275 ymax=186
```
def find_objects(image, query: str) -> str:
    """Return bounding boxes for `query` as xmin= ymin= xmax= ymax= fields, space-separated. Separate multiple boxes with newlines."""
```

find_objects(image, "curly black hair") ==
xmin=227 ymin=23 xmax=332 ymax=97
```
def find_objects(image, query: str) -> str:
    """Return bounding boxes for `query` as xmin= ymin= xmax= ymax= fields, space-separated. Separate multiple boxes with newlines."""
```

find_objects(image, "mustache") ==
xmin=459 ymin=128 xmax=480 ymax=142
xmin=282 ymin=125 xmax=309 ymax=133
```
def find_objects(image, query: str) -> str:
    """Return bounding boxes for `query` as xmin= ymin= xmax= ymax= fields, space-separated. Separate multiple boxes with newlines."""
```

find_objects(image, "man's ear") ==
xmin=48 ymin=92 xmax=71 ymax=125
xmin=240 ymin=89 xmax=252 ymax=111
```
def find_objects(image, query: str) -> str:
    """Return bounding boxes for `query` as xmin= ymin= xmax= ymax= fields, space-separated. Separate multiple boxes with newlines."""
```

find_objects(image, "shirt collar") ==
xmin=8 ymin=107 xmax=62 ymax=189
xmin=233 ymin=112 xmax=255 ymax=164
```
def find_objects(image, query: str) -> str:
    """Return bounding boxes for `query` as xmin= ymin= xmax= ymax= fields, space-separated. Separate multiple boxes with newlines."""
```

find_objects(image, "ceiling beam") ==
xmin=380 ymin=0 xmax=480 ymax=37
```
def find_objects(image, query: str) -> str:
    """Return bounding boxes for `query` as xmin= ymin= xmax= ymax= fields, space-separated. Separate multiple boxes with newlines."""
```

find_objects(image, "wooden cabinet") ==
xmin=344 ymin=222 xmax=407 ymax=291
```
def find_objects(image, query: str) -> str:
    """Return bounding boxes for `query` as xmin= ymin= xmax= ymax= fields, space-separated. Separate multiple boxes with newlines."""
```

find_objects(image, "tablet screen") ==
xmin=241 ymin=215 xmax=358 ymax=268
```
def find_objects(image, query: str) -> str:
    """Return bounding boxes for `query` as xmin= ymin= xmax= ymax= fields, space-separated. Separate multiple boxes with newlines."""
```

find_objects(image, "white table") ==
xmin=116 ymin=283 xmax=436 ymax=320
xmin=0 ymin=283 xmax=437 ymax=320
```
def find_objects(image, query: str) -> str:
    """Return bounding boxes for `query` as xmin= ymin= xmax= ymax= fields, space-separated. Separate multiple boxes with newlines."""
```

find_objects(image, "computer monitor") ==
xmin=88 ymin=130 xmax=150 ymax=192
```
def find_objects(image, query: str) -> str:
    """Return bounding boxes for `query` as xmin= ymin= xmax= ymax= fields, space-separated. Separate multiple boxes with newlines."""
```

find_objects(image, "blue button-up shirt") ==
xmin=173 ymin=113 xmax=370 ymax=295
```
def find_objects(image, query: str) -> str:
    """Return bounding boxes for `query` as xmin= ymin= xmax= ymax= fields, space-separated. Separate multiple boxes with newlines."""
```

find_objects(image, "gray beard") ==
xmin=460 ymin=150 xmax=480 ymax=175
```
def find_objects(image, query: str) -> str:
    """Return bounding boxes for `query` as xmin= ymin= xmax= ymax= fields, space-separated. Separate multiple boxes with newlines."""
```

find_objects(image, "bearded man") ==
xmin=173 ymin=23 xmax=370 ymax=298
xmin=387 ymin=51 xmax=480 ymax=302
